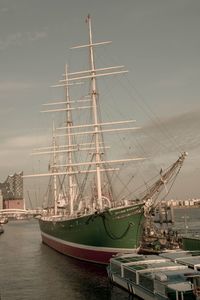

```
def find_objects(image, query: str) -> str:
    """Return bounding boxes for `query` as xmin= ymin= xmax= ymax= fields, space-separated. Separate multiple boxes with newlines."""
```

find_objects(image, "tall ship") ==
xmin=25 ymin=15 xmax=187 ymax=264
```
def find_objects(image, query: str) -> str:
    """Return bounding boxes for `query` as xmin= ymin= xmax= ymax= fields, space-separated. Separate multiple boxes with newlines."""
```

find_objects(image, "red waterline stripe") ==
xmin=41 ymin=233 xmax=118 ymax=264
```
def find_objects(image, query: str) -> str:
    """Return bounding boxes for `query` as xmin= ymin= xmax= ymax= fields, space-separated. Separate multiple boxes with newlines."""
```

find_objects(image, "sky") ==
xmin=0 ymin=0 xmax=200 ymax=205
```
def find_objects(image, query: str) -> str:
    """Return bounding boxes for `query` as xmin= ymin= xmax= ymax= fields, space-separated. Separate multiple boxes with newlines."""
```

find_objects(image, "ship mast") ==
xmin=24 ymin=15 xmax=146 ymax=211
xmin=87 ymin=15 xmax=103 ymax=209
xmin=52 ymin=121 xmax=58 ymax=215
xmin=64 ymin=64 xmax=76 ymax=215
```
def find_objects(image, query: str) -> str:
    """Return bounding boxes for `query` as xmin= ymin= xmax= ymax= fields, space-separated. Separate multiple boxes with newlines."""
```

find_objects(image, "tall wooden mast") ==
xmin=52 ymin=121 xmax=58 ymax=215
xmin=87 ymin=15 xmax=103 ymax=209
xmin=64 ymin=64 xmax=76 ymax=215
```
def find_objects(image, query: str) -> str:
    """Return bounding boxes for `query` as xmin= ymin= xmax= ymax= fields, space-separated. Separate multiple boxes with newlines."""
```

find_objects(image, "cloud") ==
xmin=130 ymin=109 xmax=200 ymax=178
xmin=0 ymin=7 xmax=9 ymax=13
xmin=0 ymin=81 xmax=34 ymax=106
xmin=4 ymin=136 xmax=35 ymax=149
xmin=143 ymin=109 xmax=200 ymax=152
xmin=114 ymin=109 xmax=200 ymax=199
xmin=0 ymin=32 xmax=22 ymax=50
xmin=26 ymin=30 xmax=47 ymax=42
xmin=2 ymin=134 xmax=47 ymax=149
xmin=0 ymin=107 xmax=15 ymax=120
xmin=0 ymin=81 xmax=33 ymax=92
xmin=0 ymin=29 xmax=48 ymax=50
xmin=0 ymin=133 xmax=49 ymax=172
xmin=118 ymin=108 xmax=200 ymax=186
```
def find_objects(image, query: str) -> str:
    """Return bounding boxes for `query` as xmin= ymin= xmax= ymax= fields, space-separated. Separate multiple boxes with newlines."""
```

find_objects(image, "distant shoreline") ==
xmin=173 ymin=205 xmax=200 ymax=209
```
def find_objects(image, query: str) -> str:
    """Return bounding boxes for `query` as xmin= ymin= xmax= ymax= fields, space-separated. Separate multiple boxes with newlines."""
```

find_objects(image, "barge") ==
xmin=160 ymin=250 xmax=200 ymax=271
xmin=107 ymin=253 xmax=200 ymax=299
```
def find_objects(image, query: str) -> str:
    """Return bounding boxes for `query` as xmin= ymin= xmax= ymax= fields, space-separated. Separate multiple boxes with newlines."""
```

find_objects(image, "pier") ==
xmin=0 ymin=208 xmax=41 ymax=220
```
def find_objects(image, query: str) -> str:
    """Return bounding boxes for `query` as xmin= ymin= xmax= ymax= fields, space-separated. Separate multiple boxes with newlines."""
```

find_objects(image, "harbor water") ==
xmin=172 ymin=206 xmax=200 ymax=235
xmin=0 ymin=207 xmax=200 ymax=300
xmin=0 ymin=220 xmax=136 ymax=300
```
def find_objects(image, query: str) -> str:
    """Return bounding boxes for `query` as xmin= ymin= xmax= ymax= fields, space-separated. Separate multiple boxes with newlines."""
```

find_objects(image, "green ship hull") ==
xmin=39 ymin=203 xmax=144 ymax=264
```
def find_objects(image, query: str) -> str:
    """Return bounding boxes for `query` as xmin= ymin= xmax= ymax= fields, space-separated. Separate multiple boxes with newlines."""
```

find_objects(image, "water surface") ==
xmin=0 ymin=220 xmax=137 ymax=300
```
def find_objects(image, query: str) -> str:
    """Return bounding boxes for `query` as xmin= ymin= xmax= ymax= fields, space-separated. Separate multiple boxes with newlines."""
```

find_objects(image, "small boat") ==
xmin=0 ymin=216 xmax=8 ymax=224
xmin=160 ymin=250 xmax=200 ymax=271
xmin=107 ymin=252 xmax=200 ymax=299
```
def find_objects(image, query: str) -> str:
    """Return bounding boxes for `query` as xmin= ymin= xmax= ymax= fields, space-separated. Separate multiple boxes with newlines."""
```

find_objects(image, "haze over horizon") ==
xmin=0 ymin=0 xmax=200 ymax=205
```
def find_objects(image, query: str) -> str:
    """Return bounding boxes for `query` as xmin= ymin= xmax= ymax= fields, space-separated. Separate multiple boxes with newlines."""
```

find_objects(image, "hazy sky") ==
xmin=0 ymin=0 xmax=200 ymax=203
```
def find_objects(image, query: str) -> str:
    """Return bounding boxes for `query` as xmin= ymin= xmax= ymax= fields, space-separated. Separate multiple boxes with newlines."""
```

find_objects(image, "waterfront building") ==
xmin=0 ymin=172 xmax=24 ymax=209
